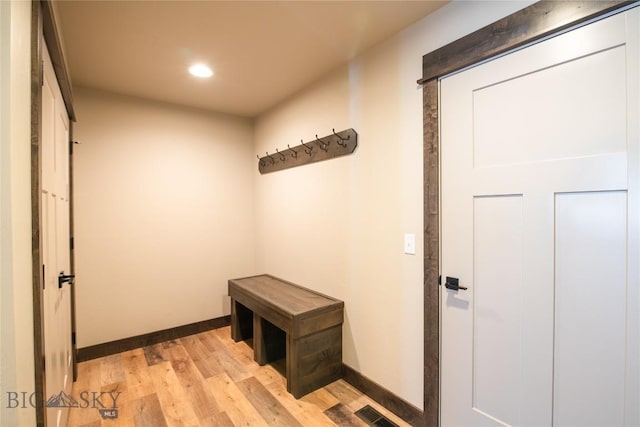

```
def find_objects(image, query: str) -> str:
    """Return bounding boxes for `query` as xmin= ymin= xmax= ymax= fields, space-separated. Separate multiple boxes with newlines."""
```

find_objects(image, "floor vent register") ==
xmin=355 ymin=405 xmax=399 ymax=427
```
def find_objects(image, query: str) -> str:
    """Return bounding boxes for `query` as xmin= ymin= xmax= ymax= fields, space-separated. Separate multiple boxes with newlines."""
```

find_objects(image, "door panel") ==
xmin=42 ymin=41 xmax=72 ymax=427
xmin=441 ymin=9 xmax=638 ymax=427
xmin=554 ymin=191 xmax=627 ymax=427
xmin=472 ymin=195 xmax=523 ymax=426
xmin=473 ymin=45 xmax=626 ymax=168
xmin=55 ymin=101 xmax=69 ymax=200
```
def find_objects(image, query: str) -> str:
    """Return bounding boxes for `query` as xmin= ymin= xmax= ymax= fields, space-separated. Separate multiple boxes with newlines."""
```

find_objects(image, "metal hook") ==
xmin=265 ymin=151 xmax=275 ymax=165
xmin=300 ymin=139 xmax=313 ymax=156
xmin=315 ymin=135 xmax=328 ymax=151
xmin=287 ymin=144 xmax=298 ymax=159
xmin=276 ymin=148 xmax=286 ymax=161
xmin=333 ymin=128 xmax=349 ymax=147
xmin=256 ymin=154 xmax=266 ymax=167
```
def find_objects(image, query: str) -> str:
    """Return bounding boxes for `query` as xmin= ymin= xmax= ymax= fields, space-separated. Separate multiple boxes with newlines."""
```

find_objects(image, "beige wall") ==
xmin=70 ymin=0 xmax=533 ymax=411
xmin=0 ymin=1 xmax=36 ymax=425
xmin=0 ymin=0 xmax=540 ymax=422
xmin=253 ymin=0 xmax=534 ymax=409
xmin=73 ymin=88 xmax=256 ymax=347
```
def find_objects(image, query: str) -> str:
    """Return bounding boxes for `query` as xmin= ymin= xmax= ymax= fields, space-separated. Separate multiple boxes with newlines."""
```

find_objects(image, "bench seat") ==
xmin=228 ymin=274 xmax=344 ymax=398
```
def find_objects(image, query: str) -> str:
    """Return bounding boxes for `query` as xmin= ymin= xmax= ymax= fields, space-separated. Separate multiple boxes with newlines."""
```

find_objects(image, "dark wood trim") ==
xmin=77 ymin=316 xmax=231 ymax=362
xmin=40 ymin=0 xmax=75 ymax=120
xmin=420 ymin=2 xmax=636 ymax=427
xmin=419 ymin=0 xmax=633 ymax=84
xmin=69 ymin=123 xmax=77 ymax=382
xmin=30 ymin=3 xmax=46 ymax=426
xmin=422 ymin=79 xmax=439 ymax=427
xmin=343 ymin=363 xmax=423 ymax=426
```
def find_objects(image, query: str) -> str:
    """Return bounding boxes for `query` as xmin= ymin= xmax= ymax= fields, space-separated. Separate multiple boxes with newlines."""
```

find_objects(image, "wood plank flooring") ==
xmin=68 ymin=326 xmax=410 ymax=427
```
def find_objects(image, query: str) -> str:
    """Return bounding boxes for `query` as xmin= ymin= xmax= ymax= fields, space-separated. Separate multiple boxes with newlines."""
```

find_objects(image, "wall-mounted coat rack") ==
xmin=257 ymin=128 xmax=357 ymax=174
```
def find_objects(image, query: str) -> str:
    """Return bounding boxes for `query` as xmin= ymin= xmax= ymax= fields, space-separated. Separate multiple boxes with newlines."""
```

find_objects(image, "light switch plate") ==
xmin=404 ymin=233 xmax=416 ymax=255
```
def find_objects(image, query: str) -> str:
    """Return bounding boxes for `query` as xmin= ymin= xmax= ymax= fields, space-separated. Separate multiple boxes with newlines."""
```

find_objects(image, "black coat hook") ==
xmin=265 ymin=151 xmax=275 ymax=165
xmin=315 ymin=135 xmax=328 ymax=151
xmin=275 ymin=148 xmax=286 ymax=161
xmin=301 ymin=139 xmax=313 ymax=156
xmin=333 ymin=128 xmax=349 ymax=147
xmin=287 ymin=144 xmax=298 ymax=159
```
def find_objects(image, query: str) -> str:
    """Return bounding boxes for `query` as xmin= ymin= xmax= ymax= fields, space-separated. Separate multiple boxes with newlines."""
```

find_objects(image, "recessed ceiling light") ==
xmin=189 ymin=63 xmax=213 ymax=78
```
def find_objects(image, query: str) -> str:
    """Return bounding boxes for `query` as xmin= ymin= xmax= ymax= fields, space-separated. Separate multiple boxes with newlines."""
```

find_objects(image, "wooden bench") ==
xmin=228 ymin=274 xmax=344 ymax=398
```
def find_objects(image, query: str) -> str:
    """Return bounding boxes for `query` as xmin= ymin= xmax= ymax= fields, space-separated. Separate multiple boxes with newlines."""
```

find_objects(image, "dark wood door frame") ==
xmin=420 ymin=1 xmax=635 ymax=426
xmin=31 ymin=1 xmax=76 ymax=425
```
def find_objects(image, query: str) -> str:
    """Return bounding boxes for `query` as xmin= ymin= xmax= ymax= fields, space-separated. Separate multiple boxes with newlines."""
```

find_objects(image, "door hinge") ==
xmin=40 ymin=60 xmax=44 ymax=87
xmin=70 ymin=236 xmax=74 ymax=250
xmin=438 ymin=275 xmax=441 ymax=286
xmin=42 ymin=264 xmax=45 ymax=290
xmin=71 ymin=332 xmax=76 ymax=346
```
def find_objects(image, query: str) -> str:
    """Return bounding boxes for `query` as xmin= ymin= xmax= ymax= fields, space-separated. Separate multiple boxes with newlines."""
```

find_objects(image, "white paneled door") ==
xmin=441 ymin=9 xmax=639 ymax=427
xmin=41 ymin=41 xmax=73 ymax=427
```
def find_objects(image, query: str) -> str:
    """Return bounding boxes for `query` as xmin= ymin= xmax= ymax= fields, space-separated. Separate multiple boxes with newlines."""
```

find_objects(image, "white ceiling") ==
xmin=55 ymin=1 xmax=447 ymax=118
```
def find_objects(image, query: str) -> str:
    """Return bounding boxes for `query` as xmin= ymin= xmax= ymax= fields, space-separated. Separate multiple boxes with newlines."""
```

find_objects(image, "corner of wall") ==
xmin=1 ymin=1 xmax=36 ymax=425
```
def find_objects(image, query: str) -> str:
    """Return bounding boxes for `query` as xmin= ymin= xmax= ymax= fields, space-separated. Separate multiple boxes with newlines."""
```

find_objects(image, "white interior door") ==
xmin=42 ymin=41 xmax=73 ymax=427
xmin=441 ymin=8 xmax=639 ymax=427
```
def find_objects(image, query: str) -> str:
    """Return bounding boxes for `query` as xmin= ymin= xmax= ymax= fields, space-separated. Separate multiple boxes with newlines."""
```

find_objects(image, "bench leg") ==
xmin=230 ymin=299 xmax=252 ymax=342
xmin=286 ymin=326 xmax=343 ymax=399
xmin=253 ymin=313 xmax=267 ymax=365
xmin=286 ymin=335 xmax=297 ymax=397
xmin=230 ymin=299 xmax=241 ymax=342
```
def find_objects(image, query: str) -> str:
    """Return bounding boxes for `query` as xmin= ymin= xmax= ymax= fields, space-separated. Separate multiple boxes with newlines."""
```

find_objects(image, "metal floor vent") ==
xmin=355 ymin=405 xmax=399 ymax=427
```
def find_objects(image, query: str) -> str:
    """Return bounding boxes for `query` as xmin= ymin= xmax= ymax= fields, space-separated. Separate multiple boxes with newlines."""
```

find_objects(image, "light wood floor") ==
xmin=68 ymin=326 xmax=410 ymax=427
